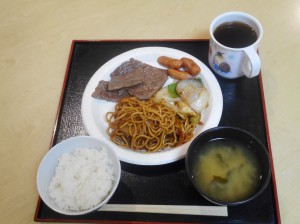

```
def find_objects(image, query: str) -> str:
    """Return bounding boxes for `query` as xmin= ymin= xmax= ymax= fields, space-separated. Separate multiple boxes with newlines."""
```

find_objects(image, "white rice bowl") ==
xmin=36 ymin=136 xmax=121 ymax=215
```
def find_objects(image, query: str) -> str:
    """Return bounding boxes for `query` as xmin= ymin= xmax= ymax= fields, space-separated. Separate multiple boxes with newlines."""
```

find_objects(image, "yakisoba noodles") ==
xmin=106 ymin=97 xmax=196 ymax=152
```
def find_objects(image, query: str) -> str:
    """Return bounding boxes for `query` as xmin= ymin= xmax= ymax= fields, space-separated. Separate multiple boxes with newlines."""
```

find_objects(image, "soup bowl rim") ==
xmin=185 ymin=126 xmax=271 ymax=206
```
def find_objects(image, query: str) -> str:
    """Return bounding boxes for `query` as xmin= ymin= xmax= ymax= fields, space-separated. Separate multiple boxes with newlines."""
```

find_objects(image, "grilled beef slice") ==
xmin=110 ymin=58 xmax=144 ymax=77
xmin=108 ymin=68 xmax=144 ymax=91
xmin=92 ymin=58 xmax=168 ymax=101
xmin=91 ymin=80 xmax=131 ymax=102
xmin=127 ymin=65 xmax=168 ymax=100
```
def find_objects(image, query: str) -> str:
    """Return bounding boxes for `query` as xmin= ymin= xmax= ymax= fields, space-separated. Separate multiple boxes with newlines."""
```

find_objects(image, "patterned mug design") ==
xmin=212 ymin=52 xmax=231 ymax=73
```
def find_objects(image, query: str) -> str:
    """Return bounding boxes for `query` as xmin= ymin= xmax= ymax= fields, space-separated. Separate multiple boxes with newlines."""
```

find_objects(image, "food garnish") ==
xmin=167 ymin=82 xmax=180 ymax=98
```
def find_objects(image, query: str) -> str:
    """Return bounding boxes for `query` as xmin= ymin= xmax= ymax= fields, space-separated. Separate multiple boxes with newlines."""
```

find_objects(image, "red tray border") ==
xmin=34 ymin=39 xmax=281 ymax=224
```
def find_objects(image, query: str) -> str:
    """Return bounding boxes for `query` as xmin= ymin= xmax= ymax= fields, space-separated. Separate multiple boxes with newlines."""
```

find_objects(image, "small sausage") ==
xmin=158 ymin=56 xmax=183 ymax=69
xmin=167 ymin=68 xmax=190 ymax=80
xmin=181 ymin=57 xmax=201 ymax=75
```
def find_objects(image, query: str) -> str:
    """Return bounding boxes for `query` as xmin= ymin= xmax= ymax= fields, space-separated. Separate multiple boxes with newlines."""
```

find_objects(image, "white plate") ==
xmin=81 ymin=47 xmax=223 ymax=165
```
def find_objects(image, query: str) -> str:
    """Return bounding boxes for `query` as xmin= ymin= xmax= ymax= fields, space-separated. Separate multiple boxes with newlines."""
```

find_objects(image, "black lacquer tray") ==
xmin=34 ymin=40 xmax=281 ymax=223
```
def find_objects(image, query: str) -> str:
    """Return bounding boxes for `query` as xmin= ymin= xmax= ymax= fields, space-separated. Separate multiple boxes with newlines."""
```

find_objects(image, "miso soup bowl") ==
xmin=185 ymin=126 xmax=271 ymax=206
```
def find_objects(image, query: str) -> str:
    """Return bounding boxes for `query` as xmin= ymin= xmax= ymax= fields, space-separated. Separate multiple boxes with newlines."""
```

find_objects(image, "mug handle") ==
xmin=242 ymin=48 xmax=261 ymax=78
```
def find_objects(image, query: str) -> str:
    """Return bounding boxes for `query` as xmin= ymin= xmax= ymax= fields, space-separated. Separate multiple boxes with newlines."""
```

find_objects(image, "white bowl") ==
xmin=36 ymin=136 xmax=121 ymax=215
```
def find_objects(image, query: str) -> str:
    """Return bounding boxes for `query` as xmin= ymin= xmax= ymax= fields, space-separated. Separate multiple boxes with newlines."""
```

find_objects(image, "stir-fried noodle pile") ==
xmin=106 ymin=97 xmax=195 ymax=152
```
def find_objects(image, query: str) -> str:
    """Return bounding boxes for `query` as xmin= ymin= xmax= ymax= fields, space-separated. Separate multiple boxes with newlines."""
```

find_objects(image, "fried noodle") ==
xmin=106 ymin=97 xmax=195 ymax=152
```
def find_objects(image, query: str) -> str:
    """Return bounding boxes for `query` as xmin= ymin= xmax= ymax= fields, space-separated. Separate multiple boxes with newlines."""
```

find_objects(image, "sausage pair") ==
xmin=157 ymin=56 xmax=201 ymax=80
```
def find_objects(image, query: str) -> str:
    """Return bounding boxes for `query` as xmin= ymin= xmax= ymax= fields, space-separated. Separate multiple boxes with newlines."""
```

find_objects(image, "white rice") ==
xmin=47 ymin=147 xmax=115 ymax=212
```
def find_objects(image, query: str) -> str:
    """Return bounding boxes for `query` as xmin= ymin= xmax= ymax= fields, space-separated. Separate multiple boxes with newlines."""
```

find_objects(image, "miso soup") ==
xmin=193 ymin=138 xmax=261 ymax=202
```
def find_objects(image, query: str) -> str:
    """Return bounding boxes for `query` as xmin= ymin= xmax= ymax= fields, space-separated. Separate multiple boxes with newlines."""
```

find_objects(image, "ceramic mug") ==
xmin=208 ymin=12 xmax=263 ymax=79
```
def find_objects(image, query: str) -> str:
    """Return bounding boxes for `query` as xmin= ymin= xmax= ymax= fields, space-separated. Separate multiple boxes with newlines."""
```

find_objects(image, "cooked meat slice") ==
xmin=110 ymin=58 xmax=144 ymax=77
xmin=108 ymin=68 xmax=144 ymax=91
xmin=128 ymin=66 xmax=168 ymax=100
xmin=91 ymin=80 xmax=131 ymax=102
xmin=92 ymin=58 xmax=168 ymax=102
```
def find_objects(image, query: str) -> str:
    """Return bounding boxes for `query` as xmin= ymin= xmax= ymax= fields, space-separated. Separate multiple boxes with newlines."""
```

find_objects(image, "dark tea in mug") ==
xmin=213 ymin=21 xmax=258 ymax=48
